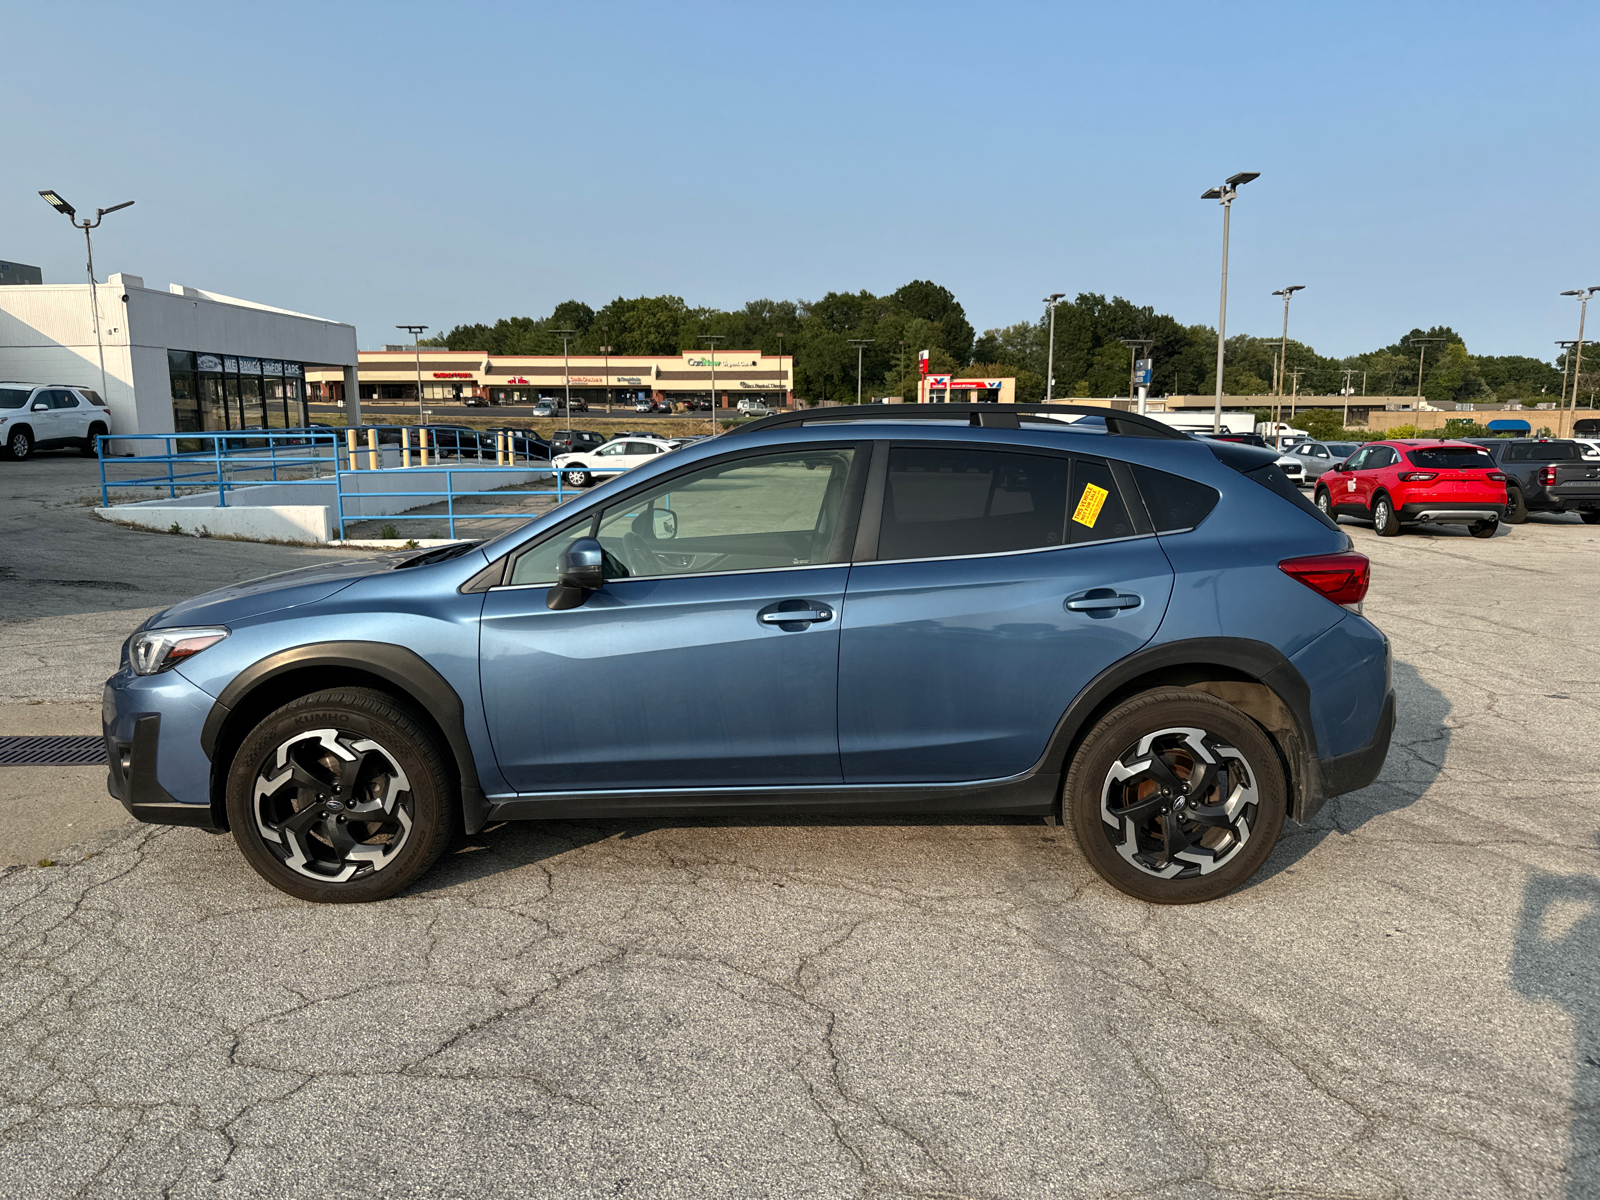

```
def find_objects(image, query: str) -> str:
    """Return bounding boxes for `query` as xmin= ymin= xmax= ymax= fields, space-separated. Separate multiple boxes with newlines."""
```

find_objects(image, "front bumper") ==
xmin=103 ymin=667 xmax=223 ymax=830
xmin=104 ymin=712 xmax=222 ymax=830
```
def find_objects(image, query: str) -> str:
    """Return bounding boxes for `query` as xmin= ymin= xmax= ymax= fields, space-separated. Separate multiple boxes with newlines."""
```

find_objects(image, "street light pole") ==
xmin=1555 ymin=340 xmax=1577 ymax=405
xmin=1560 ymin=288 xmax=1599 ymax=413
xmin=1043 ymin=293 xmax=1065 ymax=402
xmin=396 ymin=325 xmax=428 ymax=424
xmin=776 ymin=333 xmax=786 ymax=408
xmin=599 ymin=325 xmax=611 ymax=414
xmin=551 ymin=329 xmax=576 ymax=432
xmin=847 ymin=339 xmax=875 ymax=405
xmin=1270 ymin=285 xmax=1305 ymax=447
xmin=1200 ymin=172 xmax=1260 ymax=433
xmin=38 ymin=191 xmax=134 ymax=407
xmin=698 ymin=335 xmax=723 ymax=431
xmin=1407 ymin=336 xmax=1444 ymax=403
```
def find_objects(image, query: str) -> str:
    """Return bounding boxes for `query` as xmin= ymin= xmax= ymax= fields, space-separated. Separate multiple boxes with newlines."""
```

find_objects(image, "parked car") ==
xmin=1280 ymin=441 xmax=1363 ymax=486
xmin=633 ymin=399 xmax=655 ymax=413
xmin=463 ymin=395 xmax=491 ymax=408
xmin=531 ymin=403 xmax=558 ymax=418
xmin=737 ymin=399 xmax=777 ymax=417
xmin=1314 ymin=439 xmax=1506 ymax=537
xmin=104 ymin=402 xmax=1392 ymax=906
xmin=484 ymin=427 xmax=552 ymax=460
xmin=1569 ymin=438 xmax=1600 ymax=461
xmin=0 ymin=382 xmax=112 ymax=460
xmin=607 ymin=430 xmax=668 ymax=442
xmin=1466 ymin=438 xmax=1600 ymax=524
xmin=1199 ymin=431 xmax=1270 ymax=449
xmin=428 ymin=426 xmax=491 ymax=460
xmin=546 ymin=429 xmax=606 ymax=456
xmin=1274 ymin=454 xmax=1306 ymax=488
xmin=552 ymin=435 xmax=673 ymax=487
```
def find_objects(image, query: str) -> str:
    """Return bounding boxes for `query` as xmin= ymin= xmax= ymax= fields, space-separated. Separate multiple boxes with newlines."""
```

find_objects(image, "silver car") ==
xmin=1280 ymin=440 xmax=1362 ymax=487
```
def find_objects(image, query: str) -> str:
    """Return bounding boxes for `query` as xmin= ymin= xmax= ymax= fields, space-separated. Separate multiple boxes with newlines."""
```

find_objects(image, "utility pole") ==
xmin=396 ymin=325 xmax=428 ymax=424
xmin=1200 ymin=172 xmax=1261 ymax=433
xmin=38 ymin=191 xmax=134 ymax=407
xmin=552 ymin=329 xmax=576 ymax=432
xmin=599 ymin=324 xmax=611 ymax=414
xmin=847 ymin=339 xmax=875 ymax=405
xmin=698 ymin=335 xmax=723 ymax=431
xmin=776 ymin=333 xmax=786 ymax=408
xmin=1560 ymin=288 xmax=1598 ymax=413
xmin=897 ymin=338 xmax=906 ymax=402
xmin=1341 ymin=367 xmax=1356 ymax=430
xmin=1555 ymin=340 xmax=1577 ymax=404
xmin=1043 ymin=293 xmax=1065 ymax=401
xmin=1271 ymin=285 xmax=1305 ymax=447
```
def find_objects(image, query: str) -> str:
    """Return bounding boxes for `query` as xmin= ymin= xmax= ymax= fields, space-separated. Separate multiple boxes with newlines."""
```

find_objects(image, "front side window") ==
xmin=1344 ymin=448 xmax=1372 ymax=471
xmin=597 ymin=448 xmax=856 ymax=579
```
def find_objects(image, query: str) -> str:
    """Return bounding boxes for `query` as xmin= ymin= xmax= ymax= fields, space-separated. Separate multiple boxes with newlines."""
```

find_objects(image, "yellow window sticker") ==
xmin=1072 ymin=483 xmax=1109 ymax=528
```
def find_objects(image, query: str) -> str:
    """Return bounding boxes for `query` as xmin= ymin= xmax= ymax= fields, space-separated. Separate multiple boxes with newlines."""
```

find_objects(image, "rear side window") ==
xmin=1132 ymin=464 xmax=1220 ymax=532
xmin=0 ymin=388 xmax=28 ymax=409
xmin=1406 ymin=446 xmax=1496 ymax=469
xmin=879 ymin=446 xmax=1070 ymax=559
xmin=1066 ymin=458 xmax=1136 ymax=544
xmin=1499 ymin=442 xmax=1580 ymax=461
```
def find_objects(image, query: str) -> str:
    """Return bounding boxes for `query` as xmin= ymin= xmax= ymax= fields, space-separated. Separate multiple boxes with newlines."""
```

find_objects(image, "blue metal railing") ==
xmin=98 ymin=429 xmax=342 ymax=508
xmin=333 ymin=464 xmax=628 ymax=539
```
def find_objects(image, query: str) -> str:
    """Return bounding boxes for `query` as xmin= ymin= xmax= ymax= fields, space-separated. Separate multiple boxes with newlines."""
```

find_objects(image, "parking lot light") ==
xmin=38 ymin=189 xmax=135 ymax=406
xmin=699 ymin=335 xmax=724 ymax=430
xmin=1560 ymin=288 xmax=1598 ymax=413
xmin=1043 ymin=294 xmax=1065 ymax=401
xmin=396 ymin=325 xmax=428 ymax=425
xmin=1200 ymin=172 xmax=1259 ymax=433
xmin=848 ymin=339 xmax=874 ymax=405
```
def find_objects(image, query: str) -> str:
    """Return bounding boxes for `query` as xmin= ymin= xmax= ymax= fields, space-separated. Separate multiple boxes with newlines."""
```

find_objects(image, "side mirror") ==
xmin=652 ymin=509 xmax=678 ymax=539
xmin=32 ymin=402 xmax=49 ymax=412
xmin=1331 ymin=461 xmax=1347 ymax=472
xmin=546 ymin=537 xmax=604 ymax=610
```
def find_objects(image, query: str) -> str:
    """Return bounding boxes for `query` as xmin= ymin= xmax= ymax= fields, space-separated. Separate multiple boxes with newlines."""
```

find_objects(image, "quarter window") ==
xmin=1131 ymin=464 xmax=1220 ymax=532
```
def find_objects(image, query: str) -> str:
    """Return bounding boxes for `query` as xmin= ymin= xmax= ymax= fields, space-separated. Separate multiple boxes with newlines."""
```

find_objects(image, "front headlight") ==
xmin=130 ymin=626 xmax=229 ymax=675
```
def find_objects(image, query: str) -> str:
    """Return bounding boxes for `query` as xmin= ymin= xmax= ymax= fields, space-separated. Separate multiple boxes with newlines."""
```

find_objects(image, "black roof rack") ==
xmin=724 ymin=402 xmax=1189 ymax=440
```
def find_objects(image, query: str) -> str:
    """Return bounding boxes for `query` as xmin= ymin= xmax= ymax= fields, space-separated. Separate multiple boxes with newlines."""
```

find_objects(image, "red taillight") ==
xmin=1488 ymin=472 xmax=1506 ymax=482
xmin=1396 ymin=471 xmax=1437 ymax=482
xmin=1279 ymin=552 xmax=1371 ymax=606
xmin=1538 ymin=465 xmax=1559 ymax=486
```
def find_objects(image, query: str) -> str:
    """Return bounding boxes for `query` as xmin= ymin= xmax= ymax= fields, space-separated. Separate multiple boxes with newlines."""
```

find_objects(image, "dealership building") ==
xmin=0 ymin=272 xmax=359 ymax=441
xmin=309 ymin=349 xmax=792 ymax=409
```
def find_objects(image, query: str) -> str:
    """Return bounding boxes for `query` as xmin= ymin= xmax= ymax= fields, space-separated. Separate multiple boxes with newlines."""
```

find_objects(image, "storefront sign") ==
xmin=948 ymin=379 xmax=1002 ymax=389
xmin=197 ymin=354 xmax=223 ymax=373
xmin=506 ymin=376 xmax=530 ymax=385
xmin=222 ymin=356 xmax=238 ymax=373
xmin=433 ymin=372 xmax=474 ymax=378
xmin=685 ymin=354 xmax=759 ymax=369
xmin=566 ymin=376 xmax=603 ymax=384
xmin=261 ymin=360 xmax=283 ymax=375
xmin=614 ymin=376 xmax=645 ymax=385
xmin=284 ymin=362 xmax=302 ymax=377
xmin=238 ymin=358 xmax=261 ymax=375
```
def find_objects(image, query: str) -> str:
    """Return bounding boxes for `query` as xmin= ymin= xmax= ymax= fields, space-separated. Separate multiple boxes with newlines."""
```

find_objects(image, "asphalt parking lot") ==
xmin=2 ymin=456 xmax=1597 ymax=1198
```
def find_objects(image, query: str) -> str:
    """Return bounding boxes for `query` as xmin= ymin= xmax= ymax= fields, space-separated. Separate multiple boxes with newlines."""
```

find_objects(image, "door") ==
xmin=58 ymin=391 xmax=94 ymax=442
xmin=480 ymin=444 xmax=863 ymax=793
xmin=1354 ymin=445 xmax=1397 ymax=510
xmin=838 ymin=444 xmax=1173 ymax=783
xmin=32 ymin=390 xmax=71 ymax=445
xmin=1335 ymin=446 xmax=1372 ymax=509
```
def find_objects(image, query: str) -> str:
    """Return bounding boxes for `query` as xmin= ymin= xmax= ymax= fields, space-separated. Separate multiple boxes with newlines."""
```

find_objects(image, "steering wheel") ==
xmin=622 ymin=531 xmax=666 ymax=577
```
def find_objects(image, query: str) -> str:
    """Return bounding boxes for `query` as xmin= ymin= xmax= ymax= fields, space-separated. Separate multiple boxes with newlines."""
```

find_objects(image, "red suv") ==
xmin=1314 ymin=439 xmax=1506 ymax=538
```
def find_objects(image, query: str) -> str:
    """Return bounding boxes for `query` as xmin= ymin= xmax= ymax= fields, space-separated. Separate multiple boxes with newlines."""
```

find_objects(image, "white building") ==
xmin=0 ymin=273 xmax=360 ymax=444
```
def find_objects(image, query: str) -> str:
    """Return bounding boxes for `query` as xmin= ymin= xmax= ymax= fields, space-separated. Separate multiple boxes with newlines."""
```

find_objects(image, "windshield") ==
xmin=0 ymin=388 xmax=29 ymax=409
xmin=1407 ymin=446 xmax=1497 ymax=469
xmin=1326 ymin=443 xmax=1359 ymax=456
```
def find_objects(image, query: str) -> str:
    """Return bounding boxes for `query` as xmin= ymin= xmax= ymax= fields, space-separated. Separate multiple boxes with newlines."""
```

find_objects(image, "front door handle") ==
xmin=760 ymin=606 xmax=833 ymax=625
xmin=1065 ymin=590 xmax=1142 ymax=613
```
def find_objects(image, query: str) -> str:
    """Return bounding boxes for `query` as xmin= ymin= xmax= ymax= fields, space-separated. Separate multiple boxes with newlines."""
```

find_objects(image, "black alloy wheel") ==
xmin=1505 ymin=488 xmax=1529 ymax=524
xmin=1582 ymin=511 xmax=1600 ymax=525
xmin=1469 ymin=518 xmax=1499 ymax=539
xmin=5 ymin=427 xmax=33 ymax=461
xmin=1067 ymin=690 xmax=1286 ymax=904
xmin=225 ymin=688 xmax=456 ymax=903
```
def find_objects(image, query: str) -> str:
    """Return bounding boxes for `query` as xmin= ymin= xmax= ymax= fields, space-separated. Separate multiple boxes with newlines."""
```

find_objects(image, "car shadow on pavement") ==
xmin=1512 ymin=841 xmax=1600 ymax=1197
xmin=1252 ymin=657 xmax=1448 ymax=885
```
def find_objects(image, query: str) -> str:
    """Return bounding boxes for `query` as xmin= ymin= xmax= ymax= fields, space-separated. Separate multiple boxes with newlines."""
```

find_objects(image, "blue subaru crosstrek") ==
xmin=104 ymin=404 xmax=1394 ymax=905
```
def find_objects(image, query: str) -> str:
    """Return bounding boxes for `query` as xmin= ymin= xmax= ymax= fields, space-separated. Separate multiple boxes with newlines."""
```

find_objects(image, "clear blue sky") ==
xmin=3 ymin=0 xmax=1595 ymax=357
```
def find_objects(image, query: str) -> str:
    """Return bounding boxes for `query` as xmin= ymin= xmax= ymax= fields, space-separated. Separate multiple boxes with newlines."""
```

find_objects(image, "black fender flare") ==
xmin=1035 ymin=636 xmax=1326 ymax=822
xmin=200 ymin=641 xmax=490 ymax=833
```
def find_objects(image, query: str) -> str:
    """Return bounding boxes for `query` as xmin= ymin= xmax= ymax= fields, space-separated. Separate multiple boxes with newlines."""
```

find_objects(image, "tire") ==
xmin=1372 ymin=494 xmax=1401 ymax=536
xmin=4 ymin=427 xmax=33 ymax=461
xmin=1581 ymin=511 xmax=1600 ymax=526
xmin=1505 ymin=488 xmax=1528 ymax=524
xmin=81 ymin=422 xmax=106 ymax=457
xmin=224 ymin=687 xmax=457 ymax=903
xmin=563 ymin=468 xmax=592 ymax=488
xmin=1067 ymin=690 xmax=1287 ymax=905
xmin=1314 ymin=488 xmax=1334 ymax=519
xmin=1469 ymin=518 xmax=1499 ymax=539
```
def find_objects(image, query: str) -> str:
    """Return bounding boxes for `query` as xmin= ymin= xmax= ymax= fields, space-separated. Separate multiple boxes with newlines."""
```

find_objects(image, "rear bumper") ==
xmin=1397 ymin=500 xmax=1502 ymax=524
xmin=1311 ymin=690 xmax=1395 ymax=804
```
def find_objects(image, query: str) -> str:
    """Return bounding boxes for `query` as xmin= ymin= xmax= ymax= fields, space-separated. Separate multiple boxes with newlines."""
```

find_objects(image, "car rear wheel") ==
xmin=1067 ymin=690 xmax=1287 ymax=904
xmin=225 ymin=687 xmax=456 ymax=903
xmin=1372 ymin=494 xmax=1401 ymax=536
xmin=563 ymin=468 xmax=592 ymax=487
xmin=1582 ymin=511 xmax=1600 ymax=525
xmin=1505 ymin=488 xmax=1528 ymax=524
xmin=5 ymin=427 xmax=33 ymax=461
xmin=81 ymin=422 xmax=106 ymax=457
xmin=1469 ymin=518 xmax=1499 ymax=538
xmin=1314 ymin=488 xmax=1333 ymax=519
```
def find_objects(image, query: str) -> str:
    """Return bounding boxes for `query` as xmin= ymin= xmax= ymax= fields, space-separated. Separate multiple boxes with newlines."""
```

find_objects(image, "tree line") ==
xmin=424 ymin=284 xmax=1591 ymax=408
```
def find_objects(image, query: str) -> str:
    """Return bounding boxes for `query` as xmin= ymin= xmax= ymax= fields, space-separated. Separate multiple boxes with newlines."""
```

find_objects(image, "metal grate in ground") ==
xmin=0 ymin=735 xmax=109 ymax=766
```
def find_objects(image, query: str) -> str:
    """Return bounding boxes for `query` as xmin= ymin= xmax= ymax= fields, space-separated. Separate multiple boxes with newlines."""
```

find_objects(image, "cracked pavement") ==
xmin=2 ymin=459 xmax=1598 ymax=1198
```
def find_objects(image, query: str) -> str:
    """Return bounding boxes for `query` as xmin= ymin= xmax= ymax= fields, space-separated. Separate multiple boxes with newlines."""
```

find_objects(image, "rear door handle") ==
xmin=759 ymin=605 xmax=834 ymax=625
xmin=1065 ymin=590 xmax=1141 ymax=612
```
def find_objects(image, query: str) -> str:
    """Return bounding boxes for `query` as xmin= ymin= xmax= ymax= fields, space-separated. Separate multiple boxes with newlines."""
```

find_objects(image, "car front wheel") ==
xmin=1067 ymin=690 xmax=1287 ymax=904
xmin=563 ymin=468 xmax=592 ymax=487
xmin=5 ymin=427 xmax=33 ymax=461
xmin=225 ymin=687 xmax=456 ymax=903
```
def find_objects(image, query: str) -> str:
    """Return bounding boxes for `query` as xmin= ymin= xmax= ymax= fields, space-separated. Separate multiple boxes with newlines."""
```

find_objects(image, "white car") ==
xmin=1 ymin=382 xmax=112 ymax=461
xmin=553 ymin=436 xmax=672 ymax=488
xmin=737 ymin=400 xmax=776 ymax=417
xmin=1572 ymin=438 xmax=1600 ymax=461
xmin=1275 ymin=454 xmax=1306 ymax=488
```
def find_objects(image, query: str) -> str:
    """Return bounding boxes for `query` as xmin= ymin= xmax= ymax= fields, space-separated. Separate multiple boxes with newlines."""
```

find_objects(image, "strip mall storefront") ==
xmin=309 ymin=350 xmax=793 ymax=409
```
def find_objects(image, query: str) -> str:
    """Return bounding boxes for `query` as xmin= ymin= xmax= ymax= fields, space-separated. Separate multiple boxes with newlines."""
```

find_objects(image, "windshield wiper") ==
xmin=395 ymin=541 xmax=481 ymax=569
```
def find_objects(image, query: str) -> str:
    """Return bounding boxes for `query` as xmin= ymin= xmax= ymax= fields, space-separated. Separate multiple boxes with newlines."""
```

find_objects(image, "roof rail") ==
xmin=724 ymin=402 xmax=1189 ymax=440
